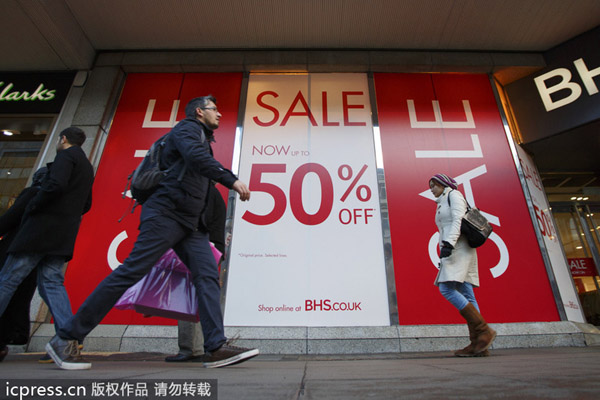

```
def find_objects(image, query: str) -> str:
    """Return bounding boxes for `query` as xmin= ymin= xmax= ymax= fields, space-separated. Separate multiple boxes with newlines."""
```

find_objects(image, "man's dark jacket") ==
xmin=8 ymin=146 xmax=94 ymax=260
xmin=142 ymin=117 xmax=237 ymax=231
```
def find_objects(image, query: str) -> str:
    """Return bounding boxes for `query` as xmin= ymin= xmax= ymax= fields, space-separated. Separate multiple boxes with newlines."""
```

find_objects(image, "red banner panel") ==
xmin=65 ymin=73 xmax=242 ymax=325
xmin=374 ymin=73 xmax=560 ymax=324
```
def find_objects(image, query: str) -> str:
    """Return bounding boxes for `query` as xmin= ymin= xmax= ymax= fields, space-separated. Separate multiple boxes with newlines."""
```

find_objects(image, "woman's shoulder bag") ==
xmin=448 ymin=190 xmax=493 ymax=248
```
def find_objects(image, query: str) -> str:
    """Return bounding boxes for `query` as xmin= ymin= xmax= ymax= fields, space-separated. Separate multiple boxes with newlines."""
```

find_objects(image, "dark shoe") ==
xmin=45 ymin=335 xmax=91 ymax=370
xmin=203 ymin=343 xmax=259 ymax=368
xmin=165 ymin=353 xmax=203 ymax=362
xmin=0 ymin=346 xmax=7 ymax=362
xmin=40 ymin=343 xmax=83 ymax=363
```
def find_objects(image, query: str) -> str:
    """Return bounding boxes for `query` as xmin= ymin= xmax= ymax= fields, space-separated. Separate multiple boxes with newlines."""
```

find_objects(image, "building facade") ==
xmin=1 ymin=27 xmax=599 ymax=353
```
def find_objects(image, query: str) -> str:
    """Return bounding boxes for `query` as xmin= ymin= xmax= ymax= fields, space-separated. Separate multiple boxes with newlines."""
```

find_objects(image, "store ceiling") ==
xmin=1 ymin=0 xmax=599 ymax=72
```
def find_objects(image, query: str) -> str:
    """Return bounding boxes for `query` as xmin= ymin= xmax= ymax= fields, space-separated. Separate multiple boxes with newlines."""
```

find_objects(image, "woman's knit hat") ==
xmin=430 ymin=173 xmax=458 ymax=190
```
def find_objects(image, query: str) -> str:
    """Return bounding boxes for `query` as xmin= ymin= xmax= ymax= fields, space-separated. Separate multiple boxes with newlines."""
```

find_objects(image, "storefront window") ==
xmin=0 ymin=116 xmax=53 ymax=214
xmin=553 ymin=204 xmax=600 ymax=325
xmin=0 ymin=150 xmax=41 ymax=213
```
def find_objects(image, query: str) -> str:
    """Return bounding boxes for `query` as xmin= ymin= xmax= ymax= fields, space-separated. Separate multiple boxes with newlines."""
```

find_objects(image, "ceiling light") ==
xmin=570 ymin=197 xmax=577 ymax=200
xmin=2 ymin=129 xmax=20 ymax=136
xmin=577 ymin=197 xmax=583 ymax=201
xmin=583 ymin=197 xmax=589 ymax=201
xmin=576 ymin=246 xmax=583 ymax=249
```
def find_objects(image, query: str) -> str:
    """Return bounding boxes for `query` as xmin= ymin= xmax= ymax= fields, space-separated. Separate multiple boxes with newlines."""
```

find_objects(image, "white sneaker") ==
xmin=46 ymin=335 xmax=91 ymax=370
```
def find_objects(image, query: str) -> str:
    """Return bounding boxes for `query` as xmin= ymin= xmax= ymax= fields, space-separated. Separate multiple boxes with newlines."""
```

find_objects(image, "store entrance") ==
xmin=0 ymin=116 xmax=54 ymax=214
xmin=552 ymin=204 xmax=600 ymax=326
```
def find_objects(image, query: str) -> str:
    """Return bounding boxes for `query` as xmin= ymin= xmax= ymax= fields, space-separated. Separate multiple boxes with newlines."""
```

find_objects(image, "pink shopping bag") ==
xmin=115 ymin=244 xmax=222 ymax=322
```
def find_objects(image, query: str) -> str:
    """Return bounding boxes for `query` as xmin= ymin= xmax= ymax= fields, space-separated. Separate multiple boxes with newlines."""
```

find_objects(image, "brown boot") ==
xmin=455 ymin=341 xmax=490 ymax=357
xmin=454 ymin=324 xmax=476 ymax=357
xmin=458 ymin=303 xmax=496 ymax=355
xmin=454 ymin=322 xmax=490 ymax=357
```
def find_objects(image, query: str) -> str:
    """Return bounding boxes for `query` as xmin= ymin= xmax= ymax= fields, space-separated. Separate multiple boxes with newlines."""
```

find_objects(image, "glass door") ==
xmin=552 ymin=204 xmax=600 ymax=325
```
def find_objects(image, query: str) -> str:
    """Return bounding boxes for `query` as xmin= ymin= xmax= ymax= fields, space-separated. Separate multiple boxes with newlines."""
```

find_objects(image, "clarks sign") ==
xmin=0 ymin=81 xmax=57 ymax=102
xmin=0 ymin=72 xmax=74 ymax=113
xmin=505 ymin=27 xmax=600 ymax=143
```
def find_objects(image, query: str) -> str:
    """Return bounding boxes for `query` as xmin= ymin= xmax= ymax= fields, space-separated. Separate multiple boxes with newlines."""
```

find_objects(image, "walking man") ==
xmin=47 ymin=96 xmax=258 ymax=370
xmin=0 ymin=127 xmax=94 ymax=349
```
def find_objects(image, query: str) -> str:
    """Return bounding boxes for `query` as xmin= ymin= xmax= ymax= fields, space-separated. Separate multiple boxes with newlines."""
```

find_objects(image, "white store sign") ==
xmin=224 ymin=73 xmax=390 ymax=326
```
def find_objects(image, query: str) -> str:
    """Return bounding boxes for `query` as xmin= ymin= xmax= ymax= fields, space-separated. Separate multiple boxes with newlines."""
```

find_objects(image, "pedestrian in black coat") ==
xmin=0 ymin=168 xmax=47 ymax=361
xmin=0 ymin=127 xmax=94 ymax=363
xmin=8 ymin=140 xmax=93 ymax=259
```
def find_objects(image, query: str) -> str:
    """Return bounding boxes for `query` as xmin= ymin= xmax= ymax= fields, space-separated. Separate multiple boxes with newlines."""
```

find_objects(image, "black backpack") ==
xmin=119 ymin=133 xmax=185 ymax=220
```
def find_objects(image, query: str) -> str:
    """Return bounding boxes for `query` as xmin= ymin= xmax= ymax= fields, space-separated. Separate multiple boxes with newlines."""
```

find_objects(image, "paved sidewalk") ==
xmin=1 ymin=346 xmax=599 ymax=399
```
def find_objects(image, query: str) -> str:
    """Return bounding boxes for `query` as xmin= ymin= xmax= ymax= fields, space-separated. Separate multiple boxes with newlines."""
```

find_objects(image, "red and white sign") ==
xmin=224 ymin=74 xmax=390 ymax=326
xmin=517 ymin=146 xmax=584 ymax=321
xmin=569 ymin=258 xmax=597 ymax=277
xmin=374 ymin=73 xmax=561 ymax=324
xmin=65 ymin=73 xmax=242 ymax=325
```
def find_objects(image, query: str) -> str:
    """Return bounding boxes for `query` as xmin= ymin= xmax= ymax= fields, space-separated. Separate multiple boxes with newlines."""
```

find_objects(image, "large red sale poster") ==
xmin=65 ymin=73 xmax=242 ymax=325
xmin=374 ymin=73 xmax=560 ymax=324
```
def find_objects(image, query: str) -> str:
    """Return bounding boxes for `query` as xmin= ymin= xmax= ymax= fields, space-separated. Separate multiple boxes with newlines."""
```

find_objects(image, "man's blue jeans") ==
xmin=438 ymin=281 xmax=480 ymax=312
xmin=58 ymin=213 xmax=227 ymax=353
xmin=0 ymin=253 xmax=72 ymax=332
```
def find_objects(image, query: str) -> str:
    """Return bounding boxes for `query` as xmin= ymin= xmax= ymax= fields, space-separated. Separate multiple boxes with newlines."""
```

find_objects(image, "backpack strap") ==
xmin=117 ymin=197 xmax=138 ymax=223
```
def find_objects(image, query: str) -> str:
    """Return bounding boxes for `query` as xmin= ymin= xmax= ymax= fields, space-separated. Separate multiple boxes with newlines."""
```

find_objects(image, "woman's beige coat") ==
xmin=433 ymin=187 xmax=479 ymax=287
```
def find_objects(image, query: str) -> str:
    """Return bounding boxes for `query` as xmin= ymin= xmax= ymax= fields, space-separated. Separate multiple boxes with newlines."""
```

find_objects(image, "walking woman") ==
xmin=429 ymin=173 xmax=496 ymax=357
